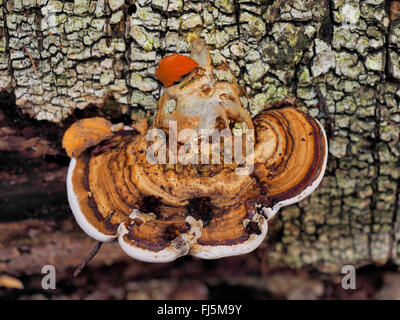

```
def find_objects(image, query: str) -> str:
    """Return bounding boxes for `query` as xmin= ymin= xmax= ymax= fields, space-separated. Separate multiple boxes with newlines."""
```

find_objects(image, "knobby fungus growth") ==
xmin=63 ymin=38 xmax=327 ymax=267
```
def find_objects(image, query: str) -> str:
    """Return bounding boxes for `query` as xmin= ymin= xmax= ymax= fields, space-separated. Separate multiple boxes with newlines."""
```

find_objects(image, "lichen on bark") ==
xmin=0 ymin=0 xmax=400 ymax=273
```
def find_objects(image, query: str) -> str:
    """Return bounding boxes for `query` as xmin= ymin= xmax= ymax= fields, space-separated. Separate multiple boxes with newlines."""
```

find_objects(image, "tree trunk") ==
xmin=1 ymin=0 xmax=400 ymax=287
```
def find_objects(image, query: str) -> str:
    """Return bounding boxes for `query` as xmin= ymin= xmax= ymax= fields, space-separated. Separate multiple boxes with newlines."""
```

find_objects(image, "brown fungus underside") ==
xmin=66 ymin=39 xmax=327 ymax=263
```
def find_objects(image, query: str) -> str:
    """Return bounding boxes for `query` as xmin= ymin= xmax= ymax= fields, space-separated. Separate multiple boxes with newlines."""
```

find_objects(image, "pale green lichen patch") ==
xmin=337 ymin=2 xmax=361 ymax=25
xmin=248 ymin=86 xmax=290 ymax=117
xmin=163 ymin=99 xmax=177 ymax=114
xmin=231 ymin=122 xmax=248 ymax=136
xmin=388 ymin=50 xmax=400 ymax=80
xmin=110 ymin=11 xmax=124 ymax=24
xmin=335 ymin=51 xmax=365 ymax=80
xmin=109 ymin=0 xmax=125 ymax=12
xmin=214 ymin=0 xmax=234 ymax=14
xmin=130 ymin=26 xmax=154 ymax=51
xmin=312 ymin=39 xmax=335 ymax=77
xmin=329 ymin=136 xmax=349 ymax=158
xmin=181 ymin=13 xmax=202 ymax=31
xmin=131 ymin=90 xmax=157 ymax=109
xmin=365 ymin=51 xmax=385 ymax=71
xmin=130 ymin=73 xmax=158 ymax=92
xmin=246 ymin=60 xmax=268 ymax=83
xmin=240 ymin=12 xmax=266 ymax=39
xmin=213 ymin=69 xmax=234 ymax=83
xmin=152 ymin=0 xmax=168 ymax=11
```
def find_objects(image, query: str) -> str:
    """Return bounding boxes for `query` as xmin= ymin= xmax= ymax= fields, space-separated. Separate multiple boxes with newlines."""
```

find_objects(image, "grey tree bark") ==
xmin=0 ymin=0 xmax=400 ymax=277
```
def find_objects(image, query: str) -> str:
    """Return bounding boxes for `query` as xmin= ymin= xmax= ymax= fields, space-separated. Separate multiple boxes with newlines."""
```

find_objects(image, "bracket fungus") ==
xmin=64 ymin=38 xmax=327 ymax=265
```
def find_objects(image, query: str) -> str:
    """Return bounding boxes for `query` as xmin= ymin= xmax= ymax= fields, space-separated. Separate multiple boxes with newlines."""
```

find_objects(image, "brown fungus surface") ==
xmin=65 ymin=39 xmax=327 ymax=262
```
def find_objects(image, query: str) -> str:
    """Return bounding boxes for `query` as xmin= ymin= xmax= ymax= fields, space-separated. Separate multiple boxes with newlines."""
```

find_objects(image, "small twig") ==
xmin=73 ymin=241 xmax=103 ymax=277
xmin=22 ymin=46 xmax=38 ymax=77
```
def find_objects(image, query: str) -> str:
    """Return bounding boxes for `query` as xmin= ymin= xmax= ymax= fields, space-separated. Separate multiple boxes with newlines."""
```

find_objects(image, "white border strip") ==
xmin=117 ymin=222 xmax=189 ymax=263
xmin=67 ymin=158 xmax=117 ymax=242
xmin=190 ymin=214 xmax=268 ymax=259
